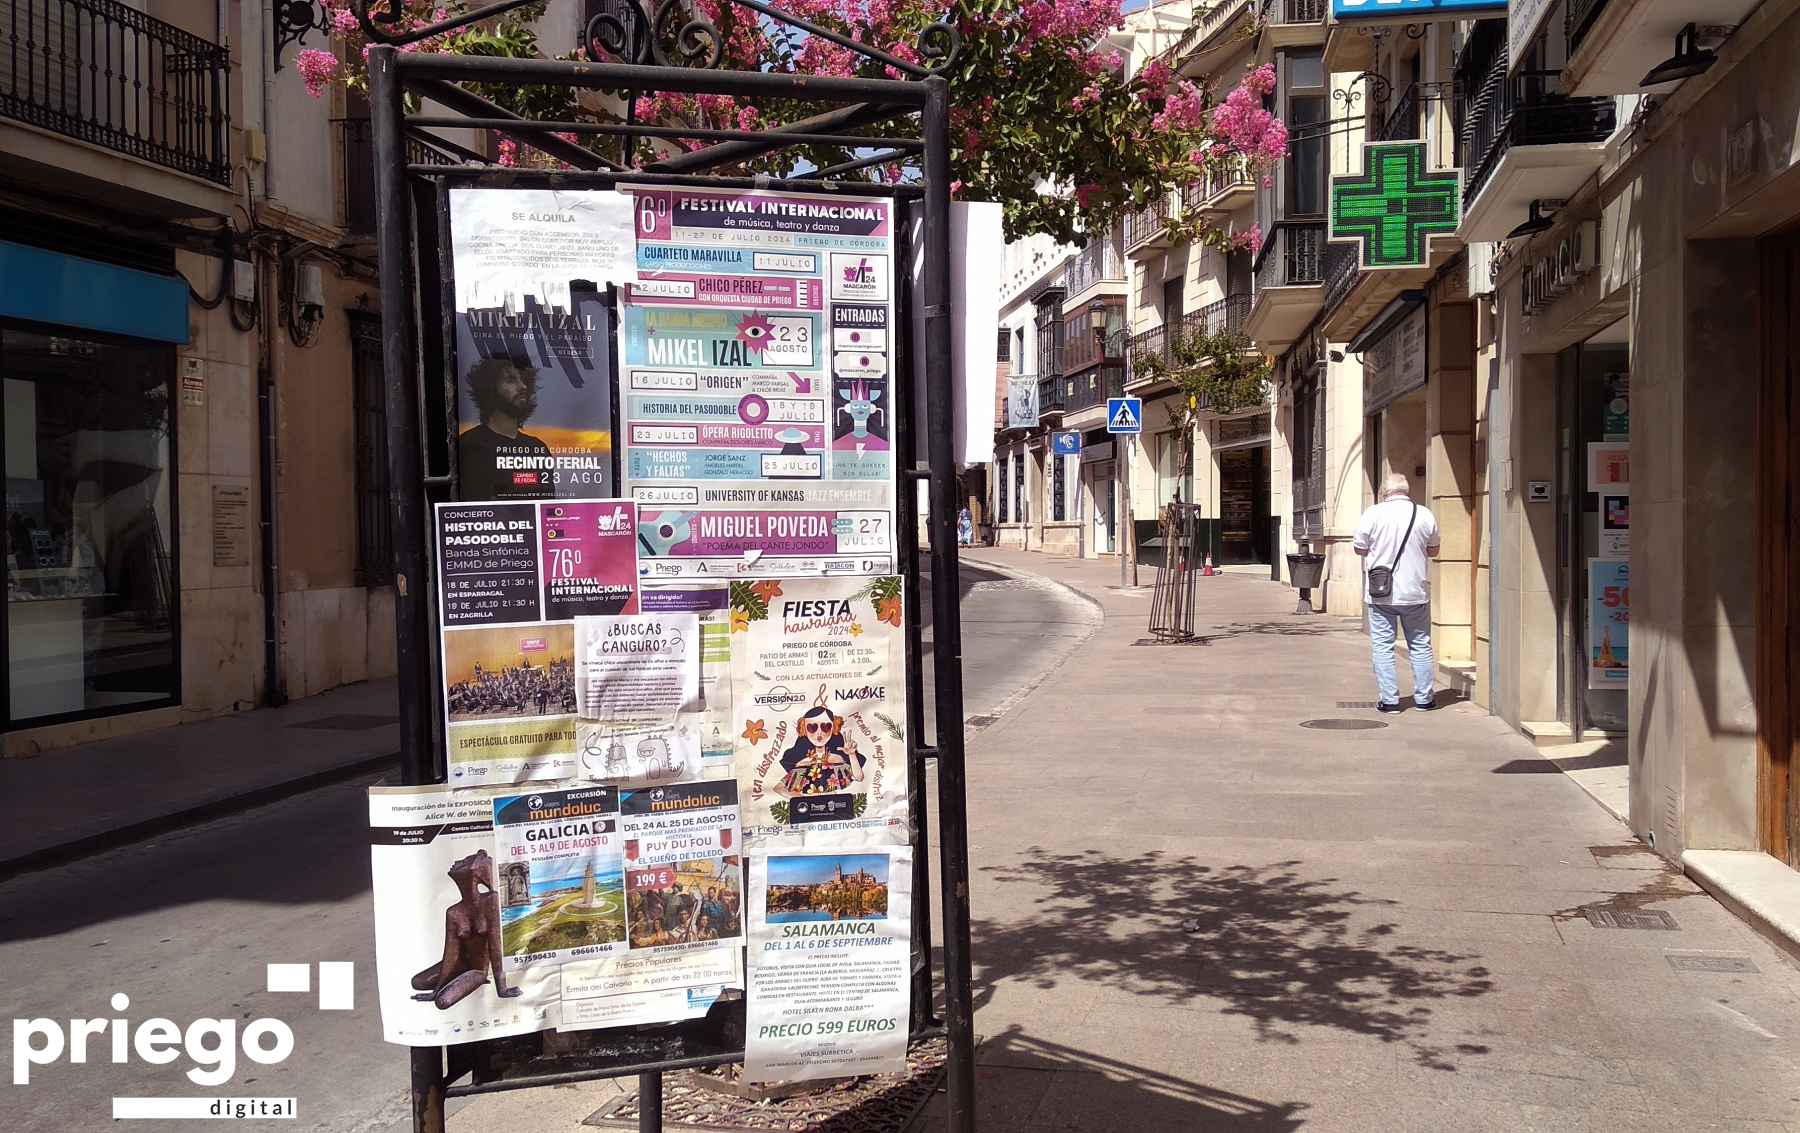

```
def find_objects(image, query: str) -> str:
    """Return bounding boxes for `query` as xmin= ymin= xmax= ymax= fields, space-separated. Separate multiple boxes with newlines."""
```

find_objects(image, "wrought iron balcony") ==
xmin=1566 ymin=0 xmax=1613 ymax=55
xmin=1065 ymin=364 xmax=1125 ymax=413
xmin=1 ymin=0 xmax=231 ymax=184
xmin=1182 ymin=158 xmax=1255 ymax=214
xmin=1259 ymin=0 xmax=1324 ymax=24
xmin=1380 ymin=83 xmax=1420 ymax=142
xmin=1254 ymin=222 xmax=1330 ymax=292
xmin=1124 ymin=194 xmax=1174 ymax=253
xmin=1320 ymin=231 xmax=1361 ymax=317
xmin=339 ymin=117 xmax=461 ymax=235
xmin=1129 ymin=323 xmax=1166 ymax=367
xmin=1128 ymin=294 xmax=1253 ymax=372
xmin=1457 ymin=63 xmax=1617 ymax=207
xmin=1064 ymin=237 xmax=1124 ymax=298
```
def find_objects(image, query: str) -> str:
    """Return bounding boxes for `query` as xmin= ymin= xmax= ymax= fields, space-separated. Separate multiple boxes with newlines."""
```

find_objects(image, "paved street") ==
xmin=6 ymin=549 xmax=1800 ymax=1132
xmin=0 ymin=560 xmax=1082 ymax=1133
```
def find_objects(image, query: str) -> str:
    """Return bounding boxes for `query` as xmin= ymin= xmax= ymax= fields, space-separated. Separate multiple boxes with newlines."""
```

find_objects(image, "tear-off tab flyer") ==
xmin=621 ymin=187 xmax=896 ymax=580
xmin=730 ymin=577 xmax=907 ymax=849
xmin=745 ymin=848 xmax=912 ymax=1083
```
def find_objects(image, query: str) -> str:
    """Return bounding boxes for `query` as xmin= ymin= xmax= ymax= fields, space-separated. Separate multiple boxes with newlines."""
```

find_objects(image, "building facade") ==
xmin=0 ymin=0 xmax=427 ymax=751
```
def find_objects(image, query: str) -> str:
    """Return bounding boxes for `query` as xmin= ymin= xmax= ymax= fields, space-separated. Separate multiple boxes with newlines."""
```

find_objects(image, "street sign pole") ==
xmin=1105 ymin=397 xmax=1142 ymax=586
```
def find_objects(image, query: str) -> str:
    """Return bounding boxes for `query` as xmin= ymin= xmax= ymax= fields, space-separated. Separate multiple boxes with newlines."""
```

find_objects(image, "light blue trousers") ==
xmin=1368 ymin=603 xmax=1435 ymax=707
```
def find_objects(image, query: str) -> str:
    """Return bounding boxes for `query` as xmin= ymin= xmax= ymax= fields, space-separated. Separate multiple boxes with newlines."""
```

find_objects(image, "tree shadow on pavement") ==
xmin=913 ymin=1026 xmax=1305 ymax=1132
xmin=970 ymin=849 xmax=1494 ymax=1072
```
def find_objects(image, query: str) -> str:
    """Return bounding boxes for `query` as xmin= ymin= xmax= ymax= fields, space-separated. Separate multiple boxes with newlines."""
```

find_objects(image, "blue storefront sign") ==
xmin=1332 ymin=0 xmax=1507 ymax=19
xmin=0 ymin=240 xmax=189 ymax=344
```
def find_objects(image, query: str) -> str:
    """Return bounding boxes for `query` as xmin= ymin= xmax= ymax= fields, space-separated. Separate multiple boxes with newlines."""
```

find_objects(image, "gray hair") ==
xmin=1382 ymin=473 xmax=1413 ymax=500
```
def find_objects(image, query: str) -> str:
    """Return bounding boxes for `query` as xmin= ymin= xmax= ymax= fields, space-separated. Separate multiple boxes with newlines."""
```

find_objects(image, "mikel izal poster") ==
xmin=731 ymin=576 xmax=907 ymax=848
xmin=619 ymin=186 xmax=897 ymax=580
xmin=369 ymin=785 xmax=561 ymax=1045
xmin=449 ymin=189 xmax=635 ymax=501
xmin=744 ymin=848 xmax=912 ymax=1083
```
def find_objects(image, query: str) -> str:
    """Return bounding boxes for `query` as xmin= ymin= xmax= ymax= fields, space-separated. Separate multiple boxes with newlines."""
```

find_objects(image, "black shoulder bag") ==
xmin=1366 ymin=504 xmax=1417 ymax=601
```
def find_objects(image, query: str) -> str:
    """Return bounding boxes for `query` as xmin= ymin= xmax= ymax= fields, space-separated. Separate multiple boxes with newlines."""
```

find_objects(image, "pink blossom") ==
xmin=1230 ymin=224 xmax=1263 ymax=254
xmin=1070 ymin=81 xmax=1102 ymax=113
xmin=1074 ymin=182 xmax=1102 ymax=209
xmin=736 ymin=105 xmax=760 ymax=131
xmin=294 ymin=48 xmax=339 ymax=98
xmin=330 ymin=6 xmax=359 ymax=35
xmin=1137 ymin=58 xmax=1172 ymax=94
xmin=1151 ymin=81 xmax=1207 ymax=133
xmin=1211 ymin=68 xmax=1289 ymax=165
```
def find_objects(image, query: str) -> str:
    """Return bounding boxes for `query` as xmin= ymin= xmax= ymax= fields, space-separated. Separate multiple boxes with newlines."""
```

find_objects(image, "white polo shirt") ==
xmin=1351 ymin=497 xmax=1440 ymax=606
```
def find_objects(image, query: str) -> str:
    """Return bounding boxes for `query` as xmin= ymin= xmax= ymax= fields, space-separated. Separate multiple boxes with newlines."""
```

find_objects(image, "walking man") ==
xmin=1353 ymin=473 xmax=1442 ymax=712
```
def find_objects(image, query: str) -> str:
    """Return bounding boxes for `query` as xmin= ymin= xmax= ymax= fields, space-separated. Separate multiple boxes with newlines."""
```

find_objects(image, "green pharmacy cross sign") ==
xmin=1330 ymin=142 xmax=1462 ymax=271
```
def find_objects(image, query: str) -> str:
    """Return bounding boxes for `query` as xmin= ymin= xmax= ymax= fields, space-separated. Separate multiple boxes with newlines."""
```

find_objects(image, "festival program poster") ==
xmin=449 ymin=189 xmax=631 ymax=501
xmin=620 ymin=186 xmax=896 ymax=580
xmin=491 ymin=786 xmax=625 ymax=971
xmin=560 ymin=947 xmax=740 ymax=1031
xmin=744 ymin=849 xmax=911 ymax=1083
xmin=368 ymin=785 xmax=561 ymax=1046
xmin=731 ymin=576 xmax=907 ymax=848
xmin=619 ymin=780 xmax=745 ymax=955
xmin=1587 ymin=558 xmax=1630 ymax=690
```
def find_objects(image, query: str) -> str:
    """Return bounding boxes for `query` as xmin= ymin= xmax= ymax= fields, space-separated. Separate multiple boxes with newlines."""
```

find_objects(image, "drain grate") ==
xmin=287 ymin=713 xmax=398 ymax=731
xmin=964 ymin=714 xmax=1000 ymax=731
xmin=1582 ymin=907 xmax=1678 ymax=930
xmin=1666 ymin=952 xmax=1758 ymax=973
xmin=1299 ymin=718 xmax=1388 ymax=731
xmin=1336 ymin=701 xmax=1378 ymax=709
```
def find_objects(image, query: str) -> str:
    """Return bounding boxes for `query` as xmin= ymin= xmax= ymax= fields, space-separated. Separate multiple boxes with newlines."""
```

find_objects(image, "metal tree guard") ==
xmin=356 ymin=2 xmax=978 ymax=1128
xmin=1147 ymin=502 xmax=1202 ymax=641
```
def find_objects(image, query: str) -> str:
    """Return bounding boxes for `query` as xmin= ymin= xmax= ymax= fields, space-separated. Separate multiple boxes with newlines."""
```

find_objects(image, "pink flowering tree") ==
xmin=304 ymin=0 xmax=1280 ymax=243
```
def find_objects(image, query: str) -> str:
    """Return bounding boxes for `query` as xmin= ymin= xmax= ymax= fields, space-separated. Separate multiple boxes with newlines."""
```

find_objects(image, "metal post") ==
xmin=370 ymin=45 xmax=447 ymax=1133
xmin=921 ymin=75 xmax=976 ymax=1133
xmin=638 ymin=1071 xmax=663 ymax=1133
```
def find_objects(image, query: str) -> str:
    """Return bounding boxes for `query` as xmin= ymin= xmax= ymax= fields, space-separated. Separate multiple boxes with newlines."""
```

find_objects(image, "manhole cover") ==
xmin=1666 ymin=952 xmax=1758 ymax=973
xmin=964 ymin=714 xmax=1000 ymax=731
xmin=287 ymin=714 xmax=398 ymax=731
xmin=1299 ymin=718 xmax=1388 ymax=731
xmin=1582 ymin=907 xmax=1678 ymax=930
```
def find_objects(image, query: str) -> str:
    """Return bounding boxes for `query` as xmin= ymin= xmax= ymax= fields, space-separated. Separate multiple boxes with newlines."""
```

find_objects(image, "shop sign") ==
xmin=1330 ymin=143 xmax=1462 ymax=271
xmin=1332 ymin=0 xmax=1507 ymax=23
xmin=1006 ymin=375 xmax=1039 ymax=429
xmin=1361 ymin=306 xmax=1428 ymax=415
xmin=1521 ymin=220 xmax=1599 ymax=317
xmin=1508 ymin=0 xmax=1557 ymax=73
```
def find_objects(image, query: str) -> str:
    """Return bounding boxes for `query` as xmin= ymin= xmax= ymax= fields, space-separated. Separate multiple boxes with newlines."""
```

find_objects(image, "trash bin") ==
xmin=1286 ymin=552 xmax=1325 ymax=590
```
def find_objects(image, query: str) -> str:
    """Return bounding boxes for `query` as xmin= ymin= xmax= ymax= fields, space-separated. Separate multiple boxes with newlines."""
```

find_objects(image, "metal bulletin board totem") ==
xmin=352 ymin=2 xmax=977 ymax=1130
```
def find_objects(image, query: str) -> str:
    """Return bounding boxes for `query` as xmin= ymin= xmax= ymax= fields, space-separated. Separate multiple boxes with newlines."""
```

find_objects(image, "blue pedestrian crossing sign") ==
xmin=1106 ymin=397 xmax=1143 ymax=435
xmin=1051 ymin=431 xmax=1081 ymax=456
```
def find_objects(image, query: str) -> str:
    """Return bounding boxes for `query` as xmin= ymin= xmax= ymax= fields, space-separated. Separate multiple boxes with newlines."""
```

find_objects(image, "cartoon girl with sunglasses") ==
xmin=775 ymin=702 xmax=865 ymax=797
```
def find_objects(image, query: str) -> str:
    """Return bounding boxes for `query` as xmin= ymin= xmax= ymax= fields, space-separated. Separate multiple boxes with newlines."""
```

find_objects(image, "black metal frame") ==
xmin=360 ymin=8 xmax=975 ymax=1130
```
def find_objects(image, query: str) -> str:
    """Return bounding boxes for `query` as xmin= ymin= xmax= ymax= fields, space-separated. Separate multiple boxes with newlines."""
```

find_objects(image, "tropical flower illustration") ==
xmin=741 ymin=719 xmax=768 ymax=744
xmin=849 ymin=622 xmax=864 ymax=637
xmin=730 ymin=608 xmax=751 ymax=633
xmin=751 ymin=580 xmax=784 ymax=603
xmin=876 ymin=595 xmax=903 ymax=627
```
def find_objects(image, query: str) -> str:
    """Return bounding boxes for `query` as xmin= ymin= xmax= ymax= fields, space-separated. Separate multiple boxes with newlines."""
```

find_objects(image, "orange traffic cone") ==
xmin=1200 ymin=552 xmax=1217 ymax=577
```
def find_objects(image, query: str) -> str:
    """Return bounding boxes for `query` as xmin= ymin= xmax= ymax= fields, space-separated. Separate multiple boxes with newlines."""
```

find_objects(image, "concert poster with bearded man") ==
xmin=449 ymin=190 xmax=621 ymax=502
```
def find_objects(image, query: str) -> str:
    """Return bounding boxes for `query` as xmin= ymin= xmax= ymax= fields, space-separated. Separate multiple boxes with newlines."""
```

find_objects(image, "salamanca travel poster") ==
xmin=730 ymin=577 xmax=907 ymax=849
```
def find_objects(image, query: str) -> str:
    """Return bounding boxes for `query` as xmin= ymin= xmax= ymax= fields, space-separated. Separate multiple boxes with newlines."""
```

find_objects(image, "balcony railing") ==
xmin=339 ymin=118 xmax=461 ymax=235
xmin=1259 ymin=0 xmax=1324 ymax=24
xmin=1065 ymin=364 xmax=1125 ymax=413
xmin=1037 ymin=375 xmax=1066 ymax=415
xmin=1321 ymin=232 xmax=1360 ymax=316
xmin=1254 ymin=222 xmax=1332 ymax=292
xmin=1182 ymin=158 xmax=1255 ymax=214
xmin=1064 ymin=238 xmax=1124 ymax=297
xmin=1128 ymin=294 xmax=1254 ymax=367
xmin=1124 ymin=195 xmax=1173 ymax=251
xmin=1566 ymin=0 xmax=1613 ymax=55
xmin=1458 ymin=63 xmax=1617 ymax=206
xmin=1380 ymin=83 xmax=1420 ymax=142
xmin=1 ymin=0 xmax=231 ymax=183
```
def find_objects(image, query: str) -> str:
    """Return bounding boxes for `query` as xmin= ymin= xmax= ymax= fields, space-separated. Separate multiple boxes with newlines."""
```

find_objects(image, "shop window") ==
xmin=349 ymin=312 xmax=392 ymax=586
xmin=3 ymin=324 xmax=178 ymax=725
xmin=1052 ymin=450 xmax=1067 ymax=522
